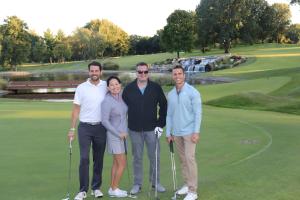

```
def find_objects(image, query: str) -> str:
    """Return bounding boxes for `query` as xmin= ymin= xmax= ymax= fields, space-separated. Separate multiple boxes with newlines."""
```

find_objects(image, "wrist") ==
xmin=69 ymin=128 xmax=75 ymax=132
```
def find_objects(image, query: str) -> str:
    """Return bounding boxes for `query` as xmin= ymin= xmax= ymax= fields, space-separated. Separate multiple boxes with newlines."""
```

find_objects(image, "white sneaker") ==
xmin=183 ymin=192 xmax=198 ymax=200
xmin=108 ymin=188 xmax=128 ymax=197
xmin=74 ymin=191 xmax=87 ymax=200
xmin=91 ymin=189 xmax=103 ymax=198
xmin=176 ymin=185 xmax=189 ymax=195
xmin=118 ymin=188 xmax=128 ymax=194
xmin=108 ymin=188 xmax=127 ymax=195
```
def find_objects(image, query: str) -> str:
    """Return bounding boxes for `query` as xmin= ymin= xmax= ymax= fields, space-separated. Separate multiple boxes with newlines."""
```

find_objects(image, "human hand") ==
xmin=154 ymin=127 xmax=163 ymax=138
xmin=166 ymin=135 xmax=174 ymax=143
xmin=120 ymin=133 xmax=127 ymax=140
xmin=191 ymin=133 xmax=200 ymax=143
xmin=68 ymin=128 xmax=75 ymax=142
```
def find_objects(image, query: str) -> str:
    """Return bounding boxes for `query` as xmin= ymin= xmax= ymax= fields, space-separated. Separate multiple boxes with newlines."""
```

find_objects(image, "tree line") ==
xmin=0 ymin=0 xmax=299 ymax=70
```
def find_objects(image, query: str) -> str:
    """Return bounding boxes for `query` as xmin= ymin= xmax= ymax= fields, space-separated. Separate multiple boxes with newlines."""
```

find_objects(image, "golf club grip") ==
xmin=170 ymin=141 xmax=174 ymax=153
xmin=124 ymin=139 xmax=127 ymax=155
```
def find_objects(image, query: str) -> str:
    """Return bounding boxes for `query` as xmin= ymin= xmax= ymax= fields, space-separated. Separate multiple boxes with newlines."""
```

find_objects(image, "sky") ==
xmin=0 ymin=0 xmax=299 ymax=37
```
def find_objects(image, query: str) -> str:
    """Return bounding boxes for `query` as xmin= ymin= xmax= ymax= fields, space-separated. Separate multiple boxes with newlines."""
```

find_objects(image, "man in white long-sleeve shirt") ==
xmin=166 ymin=64 xmax=202 ymax=200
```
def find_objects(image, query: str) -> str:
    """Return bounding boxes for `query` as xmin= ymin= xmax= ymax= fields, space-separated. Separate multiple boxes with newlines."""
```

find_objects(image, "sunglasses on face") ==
xmin=137 ymin=70 xmax=149 ymax=74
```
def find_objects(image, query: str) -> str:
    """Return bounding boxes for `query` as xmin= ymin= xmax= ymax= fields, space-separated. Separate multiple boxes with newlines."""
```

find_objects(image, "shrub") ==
xmin=0 ymin=78 xmax=7 ymax=90
xmin=119 ymin=74 xmax=134 ymax=86
xmin=103 ymin=61 xmax=119 ymax=70
xmin=151 ymin=74 xmax=173 ymax=86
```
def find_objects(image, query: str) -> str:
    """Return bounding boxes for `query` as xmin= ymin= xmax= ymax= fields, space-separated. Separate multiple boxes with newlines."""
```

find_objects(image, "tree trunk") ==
xmin=177 ymin=51 xmax=180 ymax=59
xmin=224 ymin=39 xmax=230 ymax=54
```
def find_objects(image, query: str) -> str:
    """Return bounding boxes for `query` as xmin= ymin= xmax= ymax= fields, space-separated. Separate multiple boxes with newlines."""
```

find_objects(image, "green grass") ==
xmin=1 ymin=100 xmax=300 ymax=200
xmin=206 ymin=92 xmax=300 ymax=115
xmin=198 ymin=43 xmax=300 ymax=115
xmin=197 ymin=76 xmax=290 ymax=102
xmin=1 ymin=43 xmax=300 ymax=199
xmin=16 ymin=48 xmax=226 ymax=72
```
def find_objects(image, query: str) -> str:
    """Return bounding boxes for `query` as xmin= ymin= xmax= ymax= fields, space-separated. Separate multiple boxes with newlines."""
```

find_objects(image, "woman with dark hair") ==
xmin=101 ymin=76 xmax=128 ymax=198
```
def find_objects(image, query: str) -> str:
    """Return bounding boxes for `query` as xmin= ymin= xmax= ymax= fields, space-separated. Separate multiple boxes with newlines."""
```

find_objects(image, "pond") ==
xmin=0 ymin=70 xmax=237 ymax=99
xmin=0 ymin=71 xmax=136 ymax=99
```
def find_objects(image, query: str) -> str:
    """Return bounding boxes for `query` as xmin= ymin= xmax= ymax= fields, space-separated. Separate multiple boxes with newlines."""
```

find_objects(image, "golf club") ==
xmin=148 ymin=134 xmax=160 ymax=200
xmin=123 ymin=139 xmax=137 ymax=199
xmin=169 ymin=140 xmax=177 ymax=200
xmin=154 ymin=134 xmax=159 ymax=200
xmin=62 ymin=140 xmax=72 ymax=200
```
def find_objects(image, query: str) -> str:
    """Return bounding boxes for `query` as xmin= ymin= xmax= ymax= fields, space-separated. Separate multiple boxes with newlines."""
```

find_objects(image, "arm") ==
xmin=191 ymin=90 xmax=202 ymax=143
xmin=122 ymin=86 xmax=129 ymax=105
xmin=68 ymin=104 xmax=80 ymax=141
xmin=157 ymin=85 xmax=167 ymax=128
xmin=165 ymin=92 xmax=174 ymax=143
xmin=101 ymin=98 xmax=121 ymax=138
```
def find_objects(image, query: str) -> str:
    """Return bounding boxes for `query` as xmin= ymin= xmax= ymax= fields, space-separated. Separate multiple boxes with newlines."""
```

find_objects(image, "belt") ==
xmin=80 ymin=121 xmax=101 ymax=126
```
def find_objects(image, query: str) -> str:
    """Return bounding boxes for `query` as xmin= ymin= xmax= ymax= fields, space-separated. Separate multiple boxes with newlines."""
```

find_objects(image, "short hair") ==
xmin=106 ymin=76 xmax=121 ymax=87
xmin=88 ymin=61 xmax=102 ymax=71
xmin=136 ymin=62 xmax=148 ymax=69
xmin=172 ymin=64 xmax=185 ymax=73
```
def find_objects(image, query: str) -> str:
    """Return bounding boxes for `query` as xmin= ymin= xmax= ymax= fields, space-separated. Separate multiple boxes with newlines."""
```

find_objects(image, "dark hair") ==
xmin=88 ymin=61 xmax=102 ymax=71
xmin=136 ymin=62 xmax=148 ymax=69
xmin=172 ymin=64 xmax=185 ymax=73
xmin=106 ymin=76 xmax=121 ymax=87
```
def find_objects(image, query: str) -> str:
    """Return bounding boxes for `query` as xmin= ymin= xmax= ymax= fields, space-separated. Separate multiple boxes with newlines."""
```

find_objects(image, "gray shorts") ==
xmin=107 ymin=137 xmax=126 ymax=154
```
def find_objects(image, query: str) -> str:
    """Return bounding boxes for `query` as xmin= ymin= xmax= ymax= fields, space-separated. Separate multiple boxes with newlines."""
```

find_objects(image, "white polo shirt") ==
xmin=74 ymin=79 xmax=107 ymax=123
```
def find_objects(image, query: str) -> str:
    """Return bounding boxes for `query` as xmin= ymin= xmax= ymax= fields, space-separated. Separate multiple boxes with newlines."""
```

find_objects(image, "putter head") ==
xmin=62 ymin=198 xmax=69 ymax=200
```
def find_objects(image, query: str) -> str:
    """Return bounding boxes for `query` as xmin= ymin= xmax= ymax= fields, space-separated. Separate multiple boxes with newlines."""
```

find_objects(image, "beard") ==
xmin=90 ymin=75 xmax=100 ymax=82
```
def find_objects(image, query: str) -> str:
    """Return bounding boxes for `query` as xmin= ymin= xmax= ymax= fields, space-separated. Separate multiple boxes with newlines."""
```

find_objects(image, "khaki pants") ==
xmin=174 ymin=135 xmax=198 ymax=192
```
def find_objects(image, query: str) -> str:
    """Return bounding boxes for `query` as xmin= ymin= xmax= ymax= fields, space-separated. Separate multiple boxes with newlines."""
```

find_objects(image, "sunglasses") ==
xmin=137 ymin=70 xmax=149 ymax=74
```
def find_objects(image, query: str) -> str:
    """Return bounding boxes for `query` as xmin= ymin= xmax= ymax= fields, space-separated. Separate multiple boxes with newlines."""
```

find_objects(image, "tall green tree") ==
xmin=52 ymin=29 xmax=72 ymax=62
xmin=196 ymin=0 xmax=225 ymax=51
xmin=29 ymin=32 xmax=48 ymax=63
xmin=0 ymin=16 xmax=31 ymax=70
xmin=257 ymin=4 xmax=277 ymax=43
xmin=89 ymin=31 xmax=106 ymax=59
xmin=285 ymin=24 xmax=300 ymax=43
xmin=43 ymin=29 xmax=56 ymax=63
xmin=271 ymin=3 xmax=291 ymax=43
xmin=53 ymin=42 xmax=72 ymax=63
xmin=70 ymin=28 xmax=91 ymax=60
xmin=239 ymin=0 xmax=268 ymax=44
xmin=196 ymin=0 xmax=246 ymax=53
xmin=161 ymin=10 xmax=195 ymax=58
xmin=85 ymin=19 xmax=129 ymax=56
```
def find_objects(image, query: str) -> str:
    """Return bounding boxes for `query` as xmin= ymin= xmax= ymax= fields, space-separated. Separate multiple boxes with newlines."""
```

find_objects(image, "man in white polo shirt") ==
xmin=68 ymin=61 xmax=107 ymax=200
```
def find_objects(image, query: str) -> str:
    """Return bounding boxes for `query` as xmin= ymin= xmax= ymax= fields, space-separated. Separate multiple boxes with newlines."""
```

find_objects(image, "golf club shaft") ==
xmin=63 ymin=140 xmax=72 ymax=200
xmin=155 ymin=134 xmax=158 ymax=199
xmin=123 ymin=139 xmax=131 ymax=183
xmin=170 ymin=140 xmax=177 ymax=200
xmin=123 ymin=138 xmax=138 ymax=199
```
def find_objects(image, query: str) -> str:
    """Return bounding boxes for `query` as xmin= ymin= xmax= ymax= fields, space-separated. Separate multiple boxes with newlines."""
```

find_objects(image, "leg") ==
xmin=91 ymin=124 xmax=107 ymax=190
xmin=144 ymin=131 xmax=160 ymax=185
xmin=111 ymin=157 xmax=117 ymax=189
xmin=174 ymin=136 xmax=189 ymax=186
xmin=129 ymin=129 xmax=144 ymax=186
xmin=78 ymin=123 xmax=92 ymax=192
xmin=111 ymin=154 xmax=126 ymax=189
xmin=183 ymin=135 xmax=198 ymax=192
